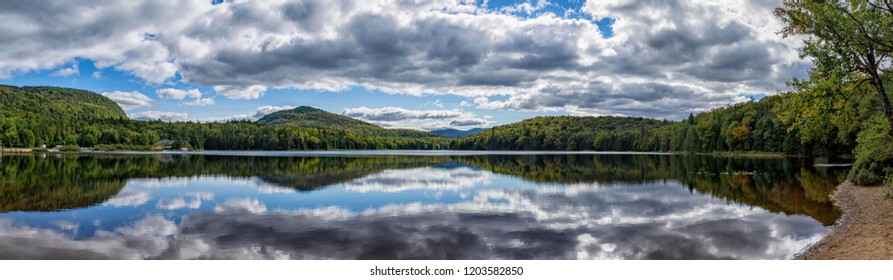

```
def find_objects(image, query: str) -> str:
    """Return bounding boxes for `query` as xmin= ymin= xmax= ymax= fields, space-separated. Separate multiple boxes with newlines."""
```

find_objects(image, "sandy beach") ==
xmin=796 ymin=181 xmax=893 ymax=260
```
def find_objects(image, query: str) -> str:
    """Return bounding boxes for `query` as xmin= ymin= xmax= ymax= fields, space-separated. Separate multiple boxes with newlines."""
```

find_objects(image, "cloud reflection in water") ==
xmin=0 ymin=170 xmax=825 ymax=259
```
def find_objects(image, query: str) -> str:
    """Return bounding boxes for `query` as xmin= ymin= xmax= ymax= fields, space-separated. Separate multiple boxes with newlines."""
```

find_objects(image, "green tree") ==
xmin=776 ymin=0 xmax=893 ymax=136
xmin=21 ymin=129 xmax=35 ymax=147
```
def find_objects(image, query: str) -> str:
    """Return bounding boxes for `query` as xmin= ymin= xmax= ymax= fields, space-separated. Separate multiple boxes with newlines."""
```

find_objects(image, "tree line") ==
xmin=451 ymin=95 xmax=856 ymax=157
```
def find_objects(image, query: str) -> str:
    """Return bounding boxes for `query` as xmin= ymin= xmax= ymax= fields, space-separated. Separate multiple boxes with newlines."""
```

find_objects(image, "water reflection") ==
xmin=0 ymin=153 xmax=846 ymax=259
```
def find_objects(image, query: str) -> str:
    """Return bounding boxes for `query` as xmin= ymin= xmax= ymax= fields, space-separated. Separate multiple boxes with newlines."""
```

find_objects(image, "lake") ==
xmin=0 ymin=151 xmax=846 ymax=259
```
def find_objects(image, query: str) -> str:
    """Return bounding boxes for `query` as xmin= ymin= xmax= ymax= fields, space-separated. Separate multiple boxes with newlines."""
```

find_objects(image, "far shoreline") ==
xmin=2 ymin=148 xmax=809 ymax=158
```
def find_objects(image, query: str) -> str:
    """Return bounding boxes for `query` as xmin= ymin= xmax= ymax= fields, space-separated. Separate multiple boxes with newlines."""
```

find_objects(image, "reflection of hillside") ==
xmin=143 ymin=156 xmax=452 ymax=191
xmin=1 ymin=154 xmax=846 ymax=225
xmin=458 ymin=154 xmax=674 ymax=184
xmin=1 ymin=155 xmax=453 ymax=212
xmin=679 ymin=169 xmax=844 ymax=226
xmin=459 ymin=154 xmax=846 ymax=226
xmin=1 ymin=156 xmax=127 ymax=212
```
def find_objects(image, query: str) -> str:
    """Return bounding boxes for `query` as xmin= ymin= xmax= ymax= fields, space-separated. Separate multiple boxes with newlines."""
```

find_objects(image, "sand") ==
xmin=796 ymin=181 xmax=893 ymax=260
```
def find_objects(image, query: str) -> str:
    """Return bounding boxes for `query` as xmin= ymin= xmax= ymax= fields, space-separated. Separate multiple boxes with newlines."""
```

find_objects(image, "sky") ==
xmin=0 ymin=0 xmax=809 ymax=131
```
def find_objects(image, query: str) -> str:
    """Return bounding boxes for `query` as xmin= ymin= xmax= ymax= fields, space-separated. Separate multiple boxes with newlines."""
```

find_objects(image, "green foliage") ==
xmin=849 ymin=115 xmax=893 ymax=186
xmin=452 ymin=115 xmax=667 ymax=151
xmin=452 ymin=96 xmax=847 ymax=156
xmin=0 ymin=85 xmax=450 ymax=150
xmin=0 ymin=84 xmax=856 ymax=157
xmin=775 ymin=0 xmax=893 ymax=135
xmin=93 ymin=144 xmax=157 ymax=151
xmin=0 ymin=154 xmax=453 ymax=212
xmin=777 ymin=72 xmax=871 ymax=152
xmin=58 ymin=145 xmax=81 ymax=152
xmin=257 ymin=106 xmax=438 ymax=138
xmin=0 ymin=155 xmax=127 ymax=212
xmin=775 ymin=1 xmax=893 ymax=185
xmin=459 ymin=154 xmax=846 ymax=225
xmin=0 ymin=153 xmax=847 ymax=225
xmin=0 ymin=85 xmax=127 ymax=120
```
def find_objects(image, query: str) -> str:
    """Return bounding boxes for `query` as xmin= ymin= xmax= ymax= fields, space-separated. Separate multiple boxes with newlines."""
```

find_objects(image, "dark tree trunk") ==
xmin=873 ymin=80 xmax=893 ymax=136
xmin=866 ymin=51 xmax=893 ymax=136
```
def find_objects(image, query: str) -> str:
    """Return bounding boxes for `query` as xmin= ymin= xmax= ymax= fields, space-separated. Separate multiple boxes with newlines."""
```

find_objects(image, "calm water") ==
xmin=0 ymin=152 xmax=846 ymax=259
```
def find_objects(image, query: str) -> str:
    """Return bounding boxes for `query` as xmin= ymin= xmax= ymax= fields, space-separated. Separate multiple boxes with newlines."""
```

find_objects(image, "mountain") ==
xmin=257 ymin=106 xmax=379 ymax=129
xmin=430 ymin=128 xmax=487 ymax=138
xmin=0 ymin=85 xmax=127 ymax=120
xmin=256 ymin=106 xmax=440 ymax=138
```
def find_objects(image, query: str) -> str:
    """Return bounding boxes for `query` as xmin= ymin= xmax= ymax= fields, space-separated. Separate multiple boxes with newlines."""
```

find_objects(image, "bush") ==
xmin=852 ymin=166 xmax=884 ymax=185
xmin=58 ymin=145 xmax=81 ymax=152
xmin=93 ymin=144 xmax=155 ymax=151
xmin=849 ymin=116 xmax=893 ymax=186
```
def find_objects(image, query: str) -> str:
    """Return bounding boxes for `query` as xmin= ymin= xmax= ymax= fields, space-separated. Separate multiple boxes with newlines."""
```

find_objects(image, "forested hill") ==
xmin=0 ymin=85 xmax=448 ymax=149
xmin=452 ymin=116 xmax=667 ymax=151
xmin=452 ymin=96 xmax=854 ymax=156
xmin=0 ymin=84 xmax=853 ymax=157
xmin=257 ymin=106 xmax=377 ymax=128
xmin=257 ymin=106 xmax=438 ymax=138
xmin=0 ymin=85 xmax=127 ymax=120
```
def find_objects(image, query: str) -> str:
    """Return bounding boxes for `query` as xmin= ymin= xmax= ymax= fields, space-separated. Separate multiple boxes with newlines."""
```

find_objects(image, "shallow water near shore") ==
xmin=0 ymin=152 xmax=848 ymax=259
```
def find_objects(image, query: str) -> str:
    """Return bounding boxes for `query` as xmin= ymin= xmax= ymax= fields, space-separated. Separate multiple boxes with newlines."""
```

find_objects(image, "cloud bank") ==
xmin=0 ymin=0 xmax=807 ymax=120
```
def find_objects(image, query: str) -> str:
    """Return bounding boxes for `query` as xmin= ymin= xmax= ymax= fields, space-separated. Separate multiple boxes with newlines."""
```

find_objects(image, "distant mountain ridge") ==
xmin=430 ymin=128 xmax=487 ymax=138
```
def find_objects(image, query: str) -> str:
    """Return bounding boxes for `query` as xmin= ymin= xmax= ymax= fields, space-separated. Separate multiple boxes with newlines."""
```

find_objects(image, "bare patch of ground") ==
xmin=796 ymin=181 xmax=893 ymax=260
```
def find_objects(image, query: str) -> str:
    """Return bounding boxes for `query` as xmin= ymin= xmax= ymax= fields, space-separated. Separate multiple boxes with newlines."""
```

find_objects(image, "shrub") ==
xmin=849 ymin=116 xmax=893 ymax=186
xmin=58 ymin=145 xmax=81 ymax=152
xmin=93 ymin=144 xmax=155 ymax=151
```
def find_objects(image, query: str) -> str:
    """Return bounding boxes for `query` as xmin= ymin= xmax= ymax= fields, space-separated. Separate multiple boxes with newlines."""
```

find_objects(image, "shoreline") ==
xmin=795 ymin=181 xmax=893 ymax=260
xmin=2 ymin=148 xmax=796 ymax=157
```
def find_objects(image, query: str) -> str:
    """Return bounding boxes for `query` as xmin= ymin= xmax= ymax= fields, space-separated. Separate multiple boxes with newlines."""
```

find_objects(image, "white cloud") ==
xmin=0 ymin=0 xmax=807 ymax=118
xmin=101 ymin=90 xmax=153 ymax=111
xmin=184 ymin=97 xmax=215 ymax=106
xmin=156 ymin=88 xmax=202 ymax=100
xmin=342 ymin=167 xmax=492 ymax=193
xmin=191 ymin=105 xmax=295 ymax=122
xmin=113 ymin=41 xmax=178 ymax=84
xmin=425 ymin=99 xmax=444 ymax=108
xmin=214 ymin=198 xmax=267 ymax=214
xmin=51 ymin=64 xmax=78 ymax=77
xmin=450 ymin=118 xmax=489 ymax=127
xmin=342 ymin=106 xmax=489 ymax=130
xmin=131 ymin=111 xmax=189 ymax=122
xmin=213 ymin=85 xmax=267 ymax=100
xmin=153 ymin=87 xmax=215 ymax=107
xmin=342 ymin=107 xmax=463 ymax=122
xmin=497 ymin=0 xmax=551 ymax=15
xmin=103 ymin=189 xmax=152 ymax=207
xmin=156 ymin=192 xmax=214 ymax=210
xmin=254 ymin=105 xmax=295 ymax=118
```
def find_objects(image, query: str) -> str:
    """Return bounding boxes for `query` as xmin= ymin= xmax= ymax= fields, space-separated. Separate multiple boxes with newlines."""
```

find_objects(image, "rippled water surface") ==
xmin=0 ymin=152 xmax=846 ymax=259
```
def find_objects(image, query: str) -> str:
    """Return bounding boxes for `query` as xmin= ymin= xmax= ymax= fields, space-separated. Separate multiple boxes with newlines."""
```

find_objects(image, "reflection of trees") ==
xmin=1 ymin=153 xmax=847 ymax=225
xmin=458 ymin=154 xmax=846 ymax=226
xmin=1 ymin=155 xmax=127 ymax=212
xmin=458 ymin=154 xmax=675 ymax=184
xmin=1 ymin=154 xmax=452 ymax=212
